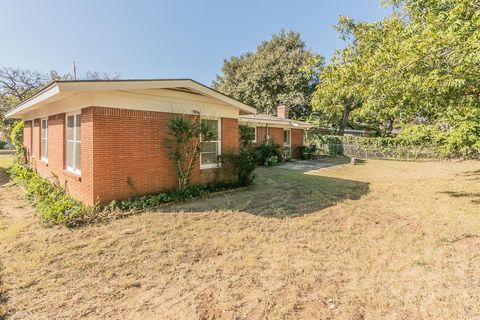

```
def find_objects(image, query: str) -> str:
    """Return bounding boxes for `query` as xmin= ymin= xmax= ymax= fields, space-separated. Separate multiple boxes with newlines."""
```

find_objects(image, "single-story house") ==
xmin=239 ymin=105 xmax=313 ymax=159
xmin=6 ymin=79 xmax=311 ymax=205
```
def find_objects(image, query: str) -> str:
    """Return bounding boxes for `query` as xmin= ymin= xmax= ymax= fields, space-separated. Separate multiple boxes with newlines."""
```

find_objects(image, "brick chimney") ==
xmin=277 ymin=105 xmax=289 ymax=119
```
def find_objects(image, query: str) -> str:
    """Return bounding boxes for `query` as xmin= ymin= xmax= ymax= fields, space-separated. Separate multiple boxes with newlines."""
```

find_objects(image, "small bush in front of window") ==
xmin=165 ymin=114 xmax=217 ymax=190
xmin=255 ymin=142 xmax=282 ymax=166
xmin=239 ymin=125 xmax=255 ymax=149
xmin=222 ymin=150 xmax=257 ymax=187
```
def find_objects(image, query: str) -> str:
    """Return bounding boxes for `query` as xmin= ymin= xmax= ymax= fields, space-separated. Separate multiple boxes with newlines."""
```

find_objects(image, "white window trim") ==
xmin=283 ymin=129 xmax=291 ymax=147
xmin=40 ymin=118 xmax=48 ymax=162
xmin=283 ymin=129 xmax=292 ymax=159
xmin=30 ymin=119 xmax=34 ymax=158
xmin=252 ymin=126 xmax=257 ymax=143
xmin=66 ymin=111 xmax=81 ymax=175
xmin=200 ymin=118 xmax=221 ymax=170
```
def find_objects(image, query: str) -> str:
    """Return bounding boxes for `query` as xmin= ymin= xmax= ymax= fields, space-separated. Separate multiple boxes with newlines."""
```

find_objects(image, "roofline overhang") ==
xmin=5 ymin=79 xmax=257 ymax=118
xmin=239 ymin=116 xmax=314 ymax=129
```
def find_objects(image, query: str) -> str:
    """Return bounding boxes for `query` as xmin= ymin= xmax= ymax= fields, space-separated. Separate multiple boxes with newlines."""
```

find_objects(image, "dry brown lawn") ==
xmin=0 ymin=155 xmax=479 ymax=319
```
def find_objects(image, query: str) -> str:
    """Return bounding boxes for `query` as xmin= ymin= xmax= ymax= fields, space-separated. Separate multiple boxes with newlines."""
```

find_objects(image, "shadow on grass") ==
xmin=0 ymin=155 xmax=13 ymax=187
xmin=440 ymin=191 xmax=480 ymax=204
xmin=462 ymin=169 xmax=480 ymax=181
xmin=161 ymin=167 xmax=369 ymax=218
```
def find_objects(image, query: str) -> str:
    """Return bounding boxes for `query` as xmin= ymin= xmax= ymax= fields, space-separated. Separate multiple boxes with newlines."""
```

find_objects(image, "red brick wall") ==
xmin=291 ymin=129 xmax=304 ymax=158
xmin=27 ymin=111 xmax=94 ymax=204
xmin=256 ymin=126 xmax=268 ymax=144
xmin=90 ymin=107 xmax=238 ymax=204
xmin=23 ymin=107 xmax=240 ymax=205
xmin=267 ymin=127 xmax=284 ymax=146
xmin=250 ymin=125 xmax=305 ymax=159
xmin=23 ymin=120 xmax=32 ymax=158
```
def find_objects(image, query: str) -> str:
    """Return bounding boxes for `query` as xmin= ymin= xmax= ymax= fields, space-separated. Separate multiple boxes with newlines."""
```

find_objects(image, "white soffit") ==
xmin=6 ymin=79 xmax=256 ymax=118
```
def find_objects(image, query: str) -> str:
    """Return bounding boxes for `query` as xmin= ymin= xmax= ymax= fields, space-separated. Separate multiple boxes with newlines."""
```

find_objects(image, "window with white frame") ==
xmin=40 ymin=118 xmax=48 ymax=161
xmin=30 ymin=120 xmax=34 ymax=156
xmin=200 ymin=119 xmax=221 ymax=169
xmin=283 ymin=129 xmax=291 ymax=159
xmin=283 ymin=129 xmax=291 ymax=146
xmin=66 ymin=112 xmax=81 ymax=174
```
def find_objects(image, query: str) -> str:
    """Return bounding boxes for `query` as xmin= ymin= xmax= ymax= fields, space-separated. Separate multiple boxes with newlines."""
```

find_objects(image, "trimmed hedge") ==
xmin=308 ymin=134 xmax=438 ymax=159
xmin=308 ymin=123 xmax=480 ymax=159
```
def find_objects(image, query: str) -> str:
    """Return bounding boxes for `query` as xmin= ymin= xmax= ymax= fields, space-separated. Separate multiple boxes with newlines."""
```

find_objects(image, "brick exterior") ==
xmin=23 ymin=106 xmax=238 ymax=205
xmin=252 ymin=125 xmax=305 ymax=159
xmin=23 ymin=120 xmax=32 ymax=157
xmin=290 ymin=128 xmax=304 ymax=158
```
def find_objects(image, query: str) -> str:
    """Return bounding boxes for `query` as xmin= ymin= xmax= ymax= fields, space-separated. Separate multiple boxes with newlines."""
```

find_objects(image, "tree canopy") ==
xmin=214 ymin=30 xmax=324 ymax=120
xmin=311 ymin=0 xmax=480 ymax=156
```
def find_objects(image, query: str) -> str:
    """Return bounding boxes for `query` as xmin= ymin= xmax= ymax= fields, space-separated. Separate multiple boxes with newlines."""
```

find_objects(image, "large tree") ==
xmin=214 ymin=30 xmax=324 ymax=120
xmin=0 ymin=68 xmax=49 ymax=143
xmin=313 ymin=0 xmax=480 ymax=154
xmin=0 ymin=67 xmax=120 ymax=144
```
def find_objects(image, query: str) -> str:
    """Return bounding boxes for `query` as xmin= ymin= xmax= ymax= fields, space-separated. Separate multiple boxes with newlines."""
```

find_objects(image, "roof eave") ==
xmin=239 ymin=117 xmax=313 ymax=129
xmin=5 ymin=82 xmax=60 ymax=119
xmin=5 ymin=79 xmax=257 ymax=118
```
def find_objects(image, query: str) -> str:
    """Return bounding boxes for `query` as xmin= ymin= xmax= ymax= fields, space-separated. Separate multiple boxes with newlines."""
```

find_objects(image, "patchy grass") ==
xmin=163 ymin=165 xmax=369 ymax=217
xmin=0 ymin=158 xmax=479 ymax=319
xmin=0 ymin=155 xmax=13 ymax=319
xmin=0 ymin=155 xmax=12 ymax=185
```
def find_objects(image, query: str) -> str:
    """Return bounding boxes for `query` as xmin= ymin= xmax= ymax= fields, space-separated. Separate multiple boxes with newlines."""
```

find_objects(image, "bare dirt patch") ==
xmin=0 ymin=157 xmax=479 ymax=319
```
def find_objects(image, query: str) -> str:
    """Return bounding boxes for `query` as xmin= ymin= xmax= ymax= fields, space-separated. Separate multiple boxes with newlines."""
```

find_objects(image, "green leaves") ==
xmin=312 ymin=0 xmax=480 ymax=155
xmin=214 ymin=30 xmax=324 ymax=120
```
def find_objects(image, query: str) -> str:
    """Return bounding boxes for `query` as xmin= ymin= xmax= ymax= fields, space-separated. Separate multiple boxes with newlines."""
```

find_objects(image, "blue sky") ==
xmin=0 ymin=0 xmax=390 ymax=85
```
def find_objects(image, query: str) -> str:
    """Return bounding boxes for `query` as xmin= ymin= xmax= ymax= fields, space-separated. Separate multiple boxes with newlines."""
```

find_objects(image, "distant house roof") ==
xmin=239 ymin=114 xmax=313 ymax=129
xmin=5 ymin=79 xmax=257 ymax=119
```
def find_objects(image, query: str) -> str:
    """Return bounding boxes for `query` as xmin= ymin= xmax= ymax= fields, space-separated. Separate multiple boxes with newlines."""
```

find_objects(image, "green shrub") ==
xmin=9 ymin=163 xmax=92 ymax=226
xmin=255 ymin=142 xmax=282 ymax=166
xmin=297 ymin=144 xmax=317 ymax=160
xmin=10 ymin=162 xmax=245 ymax=226
xmin=10 ymin=121 xmax=26 ymax=164
xmin=10 ymin=121 xmax=23 ymax=150
xmin=165 ymin=115 xmax=217 ymax=190
xmin=0 ymin=141 xmax=6 ymax=149
xmin=264 ymin=155 xmax=279 ymax=166
xmin=309 ymin=134 xmax=436 ymax=158
xmin=309 ymin=120 xmax=480 ymax=159
xmin=222 ymin=150 xmax=257 ymax=186
xmin=109 ymin=180 xmax=241 ymax=211
xmin=239 ymin=125 xmax=256 ymax=149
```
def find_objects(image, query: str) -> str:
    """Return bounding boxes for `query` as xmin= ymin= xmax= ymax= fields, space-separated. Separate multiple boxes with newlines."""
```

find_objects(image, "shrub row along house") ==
xmin=6 ymin=79 xmax=311 ymax=205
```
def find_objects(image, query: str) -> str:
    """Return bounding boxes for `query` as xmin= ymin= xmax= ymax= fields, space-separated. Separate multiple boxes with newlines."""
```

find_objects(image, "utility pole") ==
xmin=72 ymin=61 xmax=77 ymax=80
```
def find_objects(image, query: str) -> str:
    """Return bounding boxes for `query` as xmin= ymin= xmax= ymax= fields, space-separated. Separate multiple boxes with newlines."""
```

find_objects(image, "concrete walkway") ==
xmin=277 ymin=158 xmax=351 ymax=172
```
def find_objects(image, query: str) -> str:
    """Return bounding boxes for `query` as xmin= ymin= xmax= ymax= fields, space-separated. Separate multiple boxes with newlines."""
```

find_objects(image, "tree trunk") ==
xmin=338 ymin=105 xmax=351 ymax=136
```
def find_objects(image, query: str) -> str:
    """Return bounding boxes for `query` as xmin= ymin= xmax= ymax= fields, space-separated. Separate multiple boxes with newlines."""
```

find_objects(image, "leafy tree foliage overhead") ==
xmin=312 ymin=0 xmax=480 ymax=155
xmin=214 ymin=30 xmax=324 ymax=120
